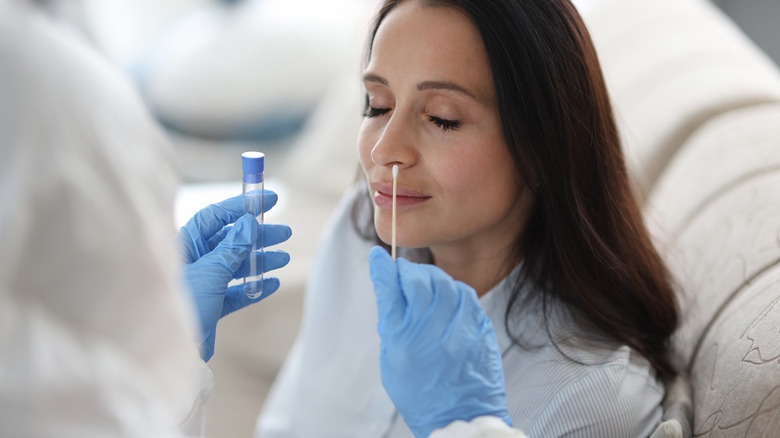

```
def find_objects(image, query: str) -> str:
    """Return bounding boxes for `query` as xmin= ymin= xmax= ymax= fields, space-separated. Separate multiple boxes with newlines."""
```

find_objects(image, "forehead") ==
xmin=368 ymin=2 xmax=494 ymax=100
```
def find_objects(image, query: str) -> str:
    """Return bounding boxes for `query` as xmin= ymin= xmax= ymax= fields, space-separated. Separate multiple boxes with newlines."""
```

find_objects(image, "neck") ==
xmin=430 ymin=239 xmax=517 ymax=297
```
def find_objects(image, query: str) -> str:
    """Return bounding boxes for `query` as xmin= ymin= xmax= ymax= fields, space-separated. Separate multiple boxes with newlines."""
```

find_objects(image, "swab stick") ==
xmin=392 ymin=164 xmax=398 ymax=260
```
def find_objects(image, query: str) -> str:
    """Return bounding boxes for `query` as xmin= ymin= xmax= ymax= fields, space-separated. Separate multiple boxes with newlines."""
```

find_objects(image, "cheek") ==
xmin=437 ymin=150 xmax=495 ymax=195
xmin=441 ymin=143 xmax=519 ymax=212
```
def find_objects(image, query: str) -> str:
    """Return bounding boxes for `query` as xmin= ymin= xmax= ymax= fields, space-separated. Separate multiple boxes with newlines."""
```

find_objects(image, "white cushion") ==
xmin=644 ymin=104 xmax=780 ymax=368
xmin=138 ymin=0 xmax=372 ymax=139
xmin=643 ymin=105 xmax=780 ymax=435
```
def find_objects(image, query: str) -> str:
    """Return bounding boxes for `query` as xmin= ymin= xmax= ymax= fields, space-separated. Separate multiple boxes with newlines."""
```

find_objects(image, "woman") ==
xmin=257 ymin=0 xmax=678 ymax=436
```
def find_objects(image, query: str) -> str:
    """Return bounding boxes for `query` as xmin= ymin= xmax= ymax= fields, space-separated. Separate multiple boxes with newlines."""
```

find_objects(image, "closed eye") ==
xmin=363 ymin=106 xmax=391 ymax=118
xmin=429 ymin=115 xmax=460 ymax=131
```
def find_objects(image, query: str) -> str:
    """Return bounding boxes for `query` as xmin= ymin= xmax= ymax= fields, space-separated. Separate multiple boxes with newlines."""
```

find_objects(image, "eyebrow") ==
xmin=417 ymin=81 xmax=476 ymax=99
xmin=362 ymin=73 xmax=477 ymax=100
xmin=362 ymin=73 xmax=389 ymax=86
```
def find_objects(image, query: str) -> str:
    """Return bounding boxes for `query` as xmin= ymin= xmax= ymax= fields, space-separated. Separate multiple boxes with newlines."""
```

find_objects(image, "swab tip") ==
xmin=392 ymin=164 xmax=399 ymax=178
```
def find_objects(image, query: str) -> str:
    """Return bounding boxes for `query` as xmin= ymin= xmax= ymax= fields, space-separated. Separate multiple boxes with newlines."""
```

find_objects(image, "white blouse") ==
xmin=256 ymin=186 xmax=663 ymax=438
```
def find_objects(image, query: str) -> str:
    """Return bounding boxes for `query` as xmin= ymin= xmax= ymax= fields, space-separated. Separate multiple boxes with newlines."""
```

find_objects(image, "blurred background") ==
xmin=33 ymin=0 xmax=780 ymax=436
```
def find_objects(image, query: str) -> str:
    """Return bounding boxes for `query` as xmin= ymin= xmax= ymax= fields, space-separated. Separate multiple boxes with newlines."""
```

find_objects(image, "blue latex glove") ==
xmin=177 ymin=191 xmax=291 ymax=361
xmin=368 ymin=246 xmax=512 ymax=438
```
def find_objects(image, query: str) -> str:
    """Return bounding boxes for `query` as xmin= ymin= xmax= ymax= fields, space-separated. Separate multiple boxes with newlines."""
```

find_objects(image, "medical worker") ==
xmin=1 ymin=1 xmax=208 ymax=435
xmin=0 ymin=1 xmax=294 ymax=435
xmin=0 ymin=1 xmax=529 ymax=437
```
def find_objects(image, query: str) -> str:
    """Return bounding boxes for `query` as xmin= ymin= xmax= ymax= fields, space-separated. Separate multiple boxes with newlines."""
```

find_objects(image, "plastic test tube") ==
xmin=242 ymin=151 xmax=264 ymax=298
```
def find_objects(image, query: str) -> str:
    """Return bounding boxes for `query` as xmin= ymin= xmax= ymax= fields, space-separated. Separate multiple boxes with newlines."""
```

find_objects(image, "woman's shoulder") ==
xmin=483 ymin=282 xmax=664 ymax=437
xmin=486 ymin=278 xmax=663 ymax=437
xmin=504 ymin=341 xmax=664 ymax=437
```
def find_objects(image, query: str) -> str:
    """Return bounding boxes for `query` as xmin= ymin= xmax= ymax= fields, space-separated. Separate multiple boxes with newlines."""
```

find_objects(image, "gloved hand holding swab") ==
xmin=392 ymin=164 xmax=398 ymax=260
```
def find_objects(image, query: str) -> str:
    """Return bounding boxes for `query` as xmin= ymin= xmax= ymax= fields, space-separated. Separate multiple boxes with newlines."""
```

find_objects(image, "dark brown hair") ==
xmin=355 ymin=0 xmax=679 ymax=380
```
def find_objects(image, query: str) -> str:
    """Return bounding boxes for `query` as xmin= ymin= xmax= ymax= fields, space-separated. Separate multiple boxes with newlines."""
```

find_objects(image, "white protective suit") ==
xmin=0 ymin=2 xmax=208 ymax=436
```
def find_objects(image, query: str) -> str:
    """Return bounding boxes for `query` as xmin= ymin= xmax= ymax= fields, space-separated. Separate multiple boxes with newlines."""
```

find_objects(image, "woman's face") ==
xmin=359 ymin=2 xmax=527 ymax=256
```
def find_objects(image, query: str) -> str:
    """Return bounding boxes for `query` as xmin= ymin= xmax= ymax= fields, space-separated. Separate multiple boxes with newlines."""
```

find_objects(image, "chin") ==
xmin=373 ymin=211 xmax=438 ymax=249
xmin=374 ymin=226 xmax=430 ymax=250
xmin=373 ymin=212 xmax=393 ymax=243
xmin=374 ymin=226 xmax=394 ymax=247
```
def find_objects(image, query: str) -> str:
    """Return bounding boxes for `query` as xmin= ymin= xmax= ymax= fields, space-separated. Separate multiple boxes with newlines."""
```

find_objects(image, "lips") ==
xmin=372 ymin=182 xmax=431 ymax=209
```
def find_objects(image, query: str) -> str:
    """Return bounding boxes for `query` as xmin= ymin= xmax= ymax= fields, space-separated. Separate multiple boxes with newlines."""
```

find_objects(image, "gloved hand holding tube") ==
xmin=368 ymin=246 xmax=512 ymax=438
xmin=177 ymin=191 xmax=291 ymax=362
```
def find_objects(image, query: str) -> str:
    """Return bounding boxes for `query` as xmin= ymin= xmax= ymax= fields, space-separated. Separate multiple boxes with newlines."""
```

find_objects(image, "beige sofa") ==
xmin=582 ymin=0 xmax=780 ymax=436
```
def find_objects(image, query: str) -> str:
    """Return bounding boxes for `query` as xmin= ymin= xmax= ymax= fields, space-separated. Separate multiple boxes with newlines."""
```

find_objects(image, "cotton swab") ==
xmin=392 ymin=164 xmax=398 ymax=260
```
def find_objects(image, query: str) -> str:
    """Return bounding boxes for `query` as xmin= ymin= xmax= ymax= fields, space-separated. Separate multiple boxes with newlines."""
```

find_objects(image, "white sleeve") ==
xmin=431 ymin=417 xmax=529 ymax=438
xmin=0 ymin=3 xmax=203 ymax=437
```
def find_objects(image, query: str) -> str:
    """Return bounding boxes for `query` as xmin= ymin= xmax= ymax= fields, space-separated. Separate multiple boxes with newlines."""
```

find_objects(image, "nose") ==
xmin=370 ymin=113 xmax=417 ymax=170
